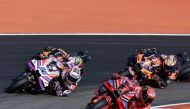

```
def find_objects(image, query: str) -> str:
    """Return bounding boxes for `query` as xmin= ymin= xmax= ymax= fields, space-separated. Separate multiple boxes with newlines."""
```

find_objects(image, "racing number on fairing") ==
xmin=73 ymin=68 xmax=79 ymax=74
xmin=39 ymin=67 xmax=48 ymax=75
xmin=71 ymin=67 xmax=81 ymax=79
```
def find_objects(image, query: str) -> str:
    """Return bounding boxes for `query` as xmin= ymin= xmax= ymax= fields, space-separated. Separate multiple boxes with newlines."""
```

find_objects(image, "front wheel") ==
xmin=85 ymin=98 xmax=108 ymax=109
xmin=7 ymin=75 xmax=30 ymax=93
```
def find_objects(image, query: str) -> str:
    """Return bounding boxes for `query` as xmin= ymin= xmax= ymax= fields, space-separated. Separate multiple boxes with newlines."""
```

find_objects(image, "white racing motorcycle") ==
xmin=7 ymin=51 xmax=90 ymax=93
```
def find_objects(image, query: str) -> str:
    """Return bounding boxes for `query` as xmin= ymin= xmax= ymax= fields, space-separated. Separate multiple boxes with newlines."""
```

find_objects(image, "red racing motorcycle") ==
xmin=85 ymin=76 xmax=154 ymax=109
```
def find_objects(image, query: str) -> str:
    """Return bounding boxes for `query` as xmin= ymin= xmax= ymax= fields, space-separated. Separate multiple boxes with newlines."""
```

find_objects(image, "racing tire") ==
xmin=180 ymin=62 xmax=190 ymax=70
xmin=85 ymin=98 xmax=108 ymax=109
xmin=178 ymin=66 xmax=190 ymax=81
xmin=7 ymin=76 xmax=29 ymax=93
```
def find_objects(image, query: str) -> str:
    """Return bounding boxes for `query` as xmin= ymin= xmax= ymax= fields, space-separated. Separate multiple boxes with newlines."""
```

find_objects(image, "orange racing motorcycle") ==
xmin=126 ymin=48 xmax=190 ymax=88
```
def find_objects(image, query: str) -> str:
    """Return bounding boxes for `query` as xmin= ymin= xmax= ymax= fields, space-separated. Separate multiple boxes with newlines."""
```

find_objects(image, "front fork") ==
xmin=22 ymin=72 xmax=36 ymax=87
xmin=90 ymin=95 xmax=113 ymax=109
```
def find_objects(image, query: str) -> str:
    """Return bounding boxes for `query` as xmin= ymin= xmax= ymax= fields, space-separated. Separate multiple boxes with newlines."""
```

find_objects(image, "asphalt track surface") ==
xmin=0 ymin=35 xmax=190 ymax=109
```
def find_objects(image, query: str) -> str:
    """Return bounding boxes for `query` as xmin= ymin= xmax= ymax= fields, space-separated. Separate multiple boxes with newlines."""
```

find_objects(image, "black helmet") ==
xmin=76 ymin=50 xmax=91 ymax=63
xmin=42 ymin=46 xmax=55 ymax=52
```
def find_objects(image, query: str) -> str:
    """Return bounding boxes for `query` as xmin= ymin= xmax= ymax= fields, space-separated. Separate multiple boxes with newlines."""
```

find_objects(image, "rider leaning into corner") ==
xmin=127 ymin=48 xmax=189 ymax=88
xmin=96 ymin=71 xmax=156 ymax=109
xmin=47 ymin=55 xmax=85 ymax=96
xmin=32 ymin=46 xmax=86 ymax=96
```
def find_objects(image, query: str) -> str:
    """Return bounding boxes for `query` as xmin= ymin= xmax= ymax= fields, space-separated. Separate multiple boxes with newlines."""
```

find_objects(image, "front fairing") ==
xmin=96 ymin=79 xmax=135 ymax=109
xmin=28 ymin=58 xmax=61 ymax=89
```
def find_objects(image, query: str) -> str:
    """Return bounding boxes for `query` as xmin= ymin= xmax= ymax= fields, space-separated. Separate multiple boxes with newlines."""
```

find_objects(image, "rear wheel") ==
xmin=180 ymin=62 xmax=190 ymax=71
xmin=85 ymin=98 xmax=108 ymax=109
xmin=178 ymin=66 xmax=190 ymax=81
xmin=7 ymin=75 xmax=30 ymax=93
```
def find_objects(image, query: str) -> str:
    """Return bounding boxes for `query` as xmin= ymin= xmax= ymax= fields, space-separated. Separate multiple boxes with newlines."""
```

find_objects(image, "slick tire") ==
xmin=178 ymin=66 xmax=190 ymax=81
xmin=180 ymin=62 xmax=190 ymax=71
xmin=7 ymin=76 xmax=29 ymax=93
xmin=85 ymin=98 xmax=108 ymax=109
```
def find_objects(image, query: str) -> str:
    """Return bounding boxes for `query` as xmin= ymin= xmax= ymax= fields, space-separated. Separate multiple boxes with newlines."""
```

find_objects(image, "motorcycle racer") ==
xmin=46 ymin=52 xmax=88 ymax=96
xmin=127 ymin=48 xmax=189 ymax=88
xmin=94 ymin=72 xmax=155 ymax=109
xmin=128 ymin=86 xmax=156 ymax=109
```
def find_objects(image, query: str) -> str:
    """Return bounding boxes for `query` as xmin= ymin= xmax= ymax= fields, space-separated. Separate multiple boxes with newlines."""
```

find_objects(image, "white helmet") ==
xmin=164 ymin=55 xmax=177 ymax=72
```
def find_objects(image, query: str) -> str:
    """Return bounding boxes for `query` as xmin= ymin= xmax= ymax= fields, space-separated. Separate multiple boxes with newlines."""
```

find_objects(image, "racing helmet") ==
xmin=42 ymin=46 xmax=55 ymax=52
xmin=76 ymin=56 xmax=82 ymax=65
xmin=142 ymin=86 xmax=156 ymax=104
xmin=71 ymin=56 xmax=83 ymax=66
xmin=163 ymin=55 xmax=177 ymax=72
xmin=149 ymin=55 xmax=161 ymax=67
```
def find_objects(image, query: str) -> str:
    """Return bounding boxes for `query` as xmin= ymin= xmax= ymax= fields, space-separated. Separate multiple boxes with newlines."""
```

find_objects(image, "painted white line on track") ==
xmin=0 ymin=33 xmax=190 ymax=36
xmin=151 ymin=102 xmax=190 ymax=109
xmin=0 ymin=41 xmax=187 ymax=47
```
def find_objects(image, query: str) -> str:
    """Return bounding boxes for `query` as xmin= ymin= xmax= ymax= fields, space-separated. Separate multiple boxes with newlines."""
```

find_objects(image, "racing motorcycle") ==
xmin=85 ymin=77 xmax=145 ymax=109
xmin=7 ymin=51 xmax=90 ymax=93
xmin=126 ymin=48 xmax=190 ymax=88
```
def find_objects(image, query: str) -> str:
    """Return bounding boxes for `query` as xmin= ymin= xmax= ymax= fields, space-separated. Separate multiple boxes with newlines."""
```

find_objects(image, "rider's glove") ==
xmin=152 ymin=75 xmax=160 ymax=81
xmin=62 ymin=90 xmax=72 ymax=96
